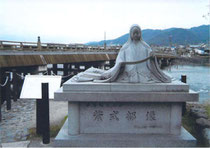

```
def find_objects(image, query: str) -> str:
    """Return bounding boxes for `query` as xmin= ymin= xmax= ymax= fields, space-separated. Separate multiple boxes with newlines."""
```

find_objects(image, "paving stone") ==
xmin=0 ymin=100 xmax=36 ymax=143
xmin=1 ymin=140 xmax=30 ymax=148
xmin=1 ymin=99 xmax=67 ymax=145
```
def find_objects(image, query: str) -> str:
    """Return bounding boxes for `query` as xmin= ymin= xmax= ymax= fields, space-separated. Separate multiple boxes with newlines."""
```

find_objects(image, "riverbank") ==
xmin=183 ymin=102 xmax=210 ymax=146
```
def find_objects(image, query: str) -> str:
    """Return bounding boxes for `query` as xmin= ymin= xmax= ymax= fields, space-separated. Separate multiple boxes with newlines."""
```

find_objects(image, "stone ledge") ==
xmin=63 ymin=80 xmax=189 ymax=92
xmin=55 ymin=88 xmax=198 ymax=102
xmin=54 ymin=118 xmax=196 ymax=147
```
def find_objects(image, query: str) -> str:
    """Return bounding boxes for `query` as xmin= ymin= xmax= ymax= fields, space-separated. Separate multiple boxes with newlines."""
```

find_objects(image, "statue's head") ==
xmin=130 ymin=24 xmax=142 ymax=41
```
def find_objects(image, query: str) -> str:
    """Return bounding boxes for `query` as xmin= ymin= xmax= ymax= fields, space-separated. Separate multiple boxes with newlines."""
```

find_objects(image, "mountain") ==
xmin=190 ymin=25 xmax=209 ymax=42
xmin=86 ymin=25 xmax=209 ymax=46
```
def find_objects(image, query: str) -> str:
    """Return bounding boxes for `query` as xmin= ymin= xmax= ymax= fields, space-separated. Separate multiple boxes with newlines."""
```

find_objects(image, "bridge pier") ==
xmin=157 ymin=57 xmax=174 ymax=69
xmin=6 ymin=72 xmax=11 ymax=110
xmin=0 ymin=41 xmax=3 ymax=49
xmin=53 ymin=64 xmax=58 ymax=75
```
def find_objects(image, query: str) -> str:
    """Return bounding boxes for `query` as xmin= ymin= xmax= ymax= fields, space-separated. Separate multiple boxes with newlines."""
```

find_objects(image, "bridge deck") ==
xmin=0 ymin=51 xmax=118 ymax=68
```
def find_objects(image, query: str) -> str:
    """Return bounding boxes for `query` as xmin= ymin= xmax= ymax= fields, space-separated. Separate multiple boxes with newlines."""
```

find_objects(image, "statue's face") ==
xmin=131 ymin=27 xmax=141 ymax=41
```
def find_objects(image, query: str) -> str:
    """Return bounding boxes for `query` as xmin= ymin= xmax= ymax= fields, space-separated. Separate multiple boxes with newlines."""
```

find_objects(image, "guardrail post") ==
xmin=36 ymin=83 xmax=50 ymax=145
xmin=181 ymin=75 xmax=187 ymax=115
xmin=181 ymin=75 xmax=187 ymax=83
xmin=42 ymin=83 xmax=50 ymax=144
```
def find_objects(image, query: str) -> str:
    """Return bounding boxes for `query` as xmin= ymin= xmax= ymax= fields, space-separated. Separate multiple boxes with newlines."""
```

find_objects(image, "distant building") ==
xmin=189 ymin=45 xmax=200 ymax=48
xmin=194 ymin=48 xmax=205 ymax=54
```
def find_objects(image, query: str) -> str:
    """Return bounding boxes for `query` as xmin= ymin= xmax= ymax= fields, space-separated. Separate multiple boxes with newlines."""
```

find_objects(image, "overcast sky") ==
xmin=0 ymin=0 xmax=209 ymax=43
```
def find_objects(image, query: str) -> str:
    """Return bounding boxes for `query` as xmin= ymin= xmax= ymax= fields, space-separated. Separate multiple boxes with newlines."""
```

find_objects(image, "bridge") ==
xmin=0 ymin=39 xmax=121 ymax=51
xmin=0 ymin=39 xmax=176 ymax=121
xmin=0 ymin=39 xmax=176 ymax=67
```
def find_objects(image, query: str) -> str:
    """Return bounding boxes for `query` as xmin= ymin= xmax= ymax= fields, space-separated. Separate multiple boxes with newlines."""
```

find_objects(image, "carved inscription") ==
xmin=126 ymin=111 xmax=136 ymax=121
xmin=93 ymin=110 xmax=103 ymax=121
xmin=89 ymin=103 xmax=158 ymax=122
xmin=146 ymin=111 xmax=156 ymax=121
xmin=110 ymin=111 xmax=119 ymax=121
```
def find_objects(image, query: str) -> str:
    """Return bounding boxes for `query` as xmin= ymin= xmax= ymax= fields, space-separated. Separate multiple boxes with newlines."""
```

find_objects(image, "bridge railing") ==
xmin=0 ymin=39 xmax=178 ymax=58
xmin=0 ymin=40 xmax=122 ymax=52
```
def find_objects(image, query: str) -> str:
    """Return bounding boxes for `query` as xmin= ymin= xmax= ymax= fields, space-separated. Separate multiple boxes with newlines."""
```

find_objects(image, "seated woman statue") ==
xmin=72 ymin=24 xmax=171 ymax=83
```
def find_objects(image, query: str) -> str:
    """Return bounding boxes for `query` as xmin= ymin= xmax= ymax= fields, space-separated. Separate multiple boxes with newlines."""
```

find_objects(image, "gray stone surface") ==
xmin=68 ymin=102 xmax=79 ymax=135
xmin=1 ymin=141 xmax=30 ymax=148
xmin=63 ymin=80 xmax=189 ymax=92
xmin=28 ymin=138 xmax=55 ymax=147
xmin=54 ymin=118 xmax=196 ymax=147
xmin=79 ymin=102 xmax=181 ymax=135
xmin=170 ymin=103 xmax=182 ymax=135
xmin=55 ymin=87 xmax=198 ymax=102
xmin=0 ymin=100 xmax=35 ymax=143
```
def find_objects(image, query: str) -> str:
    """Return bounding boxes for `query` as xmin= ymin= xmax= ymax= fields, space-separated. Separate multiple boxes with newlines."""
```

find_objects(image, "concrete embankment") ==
xmin=173 ymin=56 xmax=210 ymax=66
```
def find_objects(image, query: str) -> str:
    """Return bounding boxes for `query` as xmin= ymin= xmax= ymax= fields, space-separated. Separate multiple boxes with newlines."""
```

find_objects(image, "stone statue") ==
xmin=72 ymin=24 xmax=171 ymax=83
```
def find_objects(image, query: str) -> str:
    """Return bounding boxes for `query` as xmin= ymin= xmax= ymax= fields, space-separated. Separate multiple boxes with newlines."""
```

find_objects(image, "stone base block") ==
xmin=78 ymin=102 xmax=182 ymax=135
xmin=54 ymin=118 xmax=196 ymax=147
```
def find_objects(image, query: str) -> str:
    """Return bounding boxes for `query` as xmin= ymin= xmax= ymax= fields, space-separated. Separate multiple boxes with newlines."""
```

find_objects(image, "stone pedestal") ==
xmin=54 ymin=80 xmax=198 ymax=147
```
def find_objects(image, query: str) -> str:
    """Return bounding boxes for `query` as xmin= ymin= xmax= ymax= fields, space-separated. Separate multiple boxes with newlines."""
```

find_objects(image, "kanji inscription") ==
xmin=146 ymin=111 xmax=156 ymax=121
xmin=126 ymin=111 xmax=136 ymax=121
xmin=110 ymin=111 xmax=119 ymax=121
xmin=93 ymin=110 xmax=104 ymax=121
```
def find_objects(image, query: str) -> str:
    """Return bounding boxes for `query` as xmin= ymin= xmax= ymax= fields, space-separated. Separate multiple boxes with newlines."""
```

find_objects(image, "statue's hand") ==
xmin=86 ymin=67 xmax=105 ymax=74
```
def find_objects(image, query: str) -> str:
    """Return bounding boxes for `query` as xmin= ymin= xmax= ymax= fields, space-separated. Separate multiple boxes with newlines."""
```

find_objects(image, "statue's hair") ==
xmin=129 ymin=24 xmax=142 ymax=41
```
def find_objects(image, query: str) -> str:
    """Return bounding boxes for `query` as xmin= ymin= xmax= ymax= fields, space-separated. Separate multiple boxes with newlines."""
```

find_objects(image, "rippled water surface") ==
xmin=164 ymin=65 xmax=210 ymax=104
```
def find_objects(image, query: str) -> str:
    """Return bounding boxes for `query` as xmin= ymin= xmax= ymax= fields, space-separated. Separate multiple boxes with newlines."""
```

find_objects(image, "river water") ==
xmin=163 ymin=65 xmax=210 ymax=104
